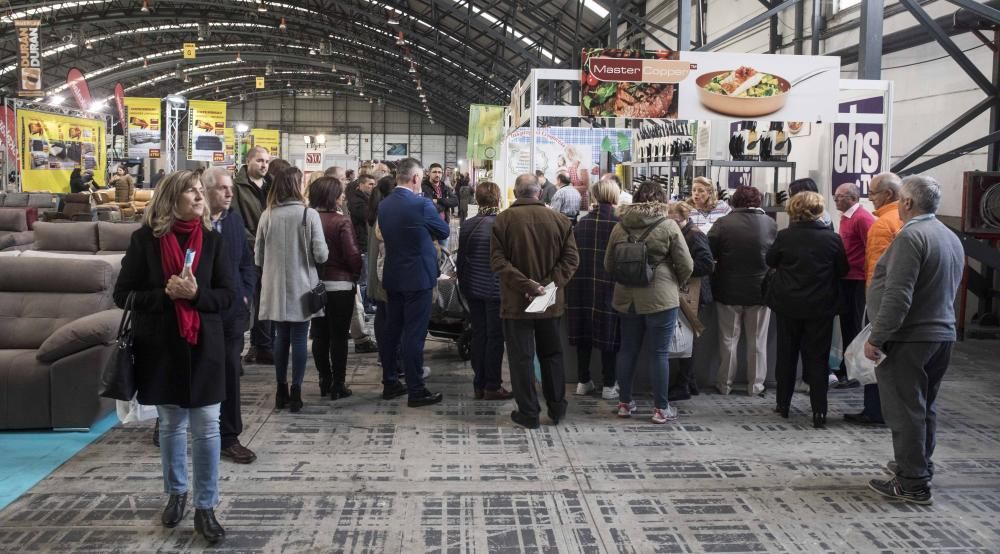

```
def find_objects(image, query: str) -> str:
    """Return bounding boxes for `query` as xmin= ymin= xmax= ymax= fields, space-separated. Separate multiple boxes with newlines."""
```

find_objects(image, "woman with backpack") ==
xmin=604 ymin=181 xmax=694 ymax=424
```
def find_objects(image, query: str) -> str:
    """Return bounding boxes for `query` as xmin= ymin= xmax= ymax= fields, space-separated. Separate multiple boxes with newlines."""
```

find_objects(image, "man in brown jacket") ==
xmin=491 ymin=174 xmax=580 ymax=429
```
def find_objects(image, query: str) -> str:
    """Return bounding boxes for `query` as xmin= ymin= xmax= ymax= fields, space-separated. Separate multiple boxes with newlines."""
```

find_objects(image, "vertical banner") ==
xmin=66 ymin=68 xmax=93 ymax=110
xmin=1 ymin=106 xmax=18 ymax=176
xmin=187 ymin=100 xmax=226 ymax=162
xmin=17 ymin=108 xmax=106 ymax=192
xmin=250 ymin=128 xmax=280 ymax=158
xmin=832 ymin=96 xmax=884 ymax=197
xmin=223 ymin=127 xmax=236 ymax=167
xmin=15 ymin=20 xmax=43 ymax=97
xmin=124 ymin=97 xmax=162 ymax=159
xmin=467 ymin=104 xmax=504 ymax=161
xmin=113 ymin=83 xmax=126 ymax=132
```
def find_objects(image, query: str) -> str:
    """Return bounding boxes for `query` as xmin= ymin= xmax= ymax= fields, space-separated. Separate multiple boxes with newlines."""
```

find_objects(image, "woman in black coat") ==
xmin=114 ymin=170 xmax=234 ymax=544
xmin=764 ymin=191 xmax=848 ymax=429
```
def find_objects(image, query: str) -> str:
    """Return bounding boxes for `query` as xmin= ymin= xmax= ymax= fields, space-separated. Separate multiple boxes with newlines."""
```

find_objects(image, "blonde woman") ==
xmin=113 ymin=170 xmax=234 ymax=544
xmin=689 ymin=177 xmax=730 ymax=232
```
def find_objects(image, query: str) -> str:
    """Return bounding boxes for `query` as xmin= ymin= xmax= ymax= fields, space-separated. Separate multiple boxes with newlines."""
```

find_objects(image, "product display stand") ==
xmin=708 ymin=160 xmax=796 ymax=212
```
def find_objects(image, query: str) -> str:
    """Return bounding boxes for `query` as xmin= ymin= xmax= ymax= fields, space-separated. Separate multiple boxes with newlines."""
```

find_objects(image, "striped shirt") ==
xmin=690 ymin=200 xmax=731 ymax=233
xmin=550 ymin=185 xmax=582 ymax=217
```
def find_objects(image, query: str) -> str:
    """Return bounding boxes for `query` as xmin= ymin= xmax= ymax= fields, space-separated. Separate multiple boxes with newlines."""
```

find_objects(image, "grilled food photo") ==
xmin=195 ymin=120 xmax=215 ymax=132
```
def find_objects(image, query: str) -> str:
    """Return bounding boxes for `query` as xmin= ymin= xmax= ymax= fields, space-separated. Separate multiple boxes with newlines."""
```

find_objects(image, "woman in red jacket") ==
xmin=309 ymin=177 xmax=363 ymax=400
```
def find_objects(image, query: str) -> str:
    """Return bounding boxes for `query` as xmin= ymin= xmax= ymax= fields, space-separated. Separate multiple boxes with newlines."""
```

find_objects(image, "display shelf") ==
xmin=709 ymin=160 xmax=796 ymax=169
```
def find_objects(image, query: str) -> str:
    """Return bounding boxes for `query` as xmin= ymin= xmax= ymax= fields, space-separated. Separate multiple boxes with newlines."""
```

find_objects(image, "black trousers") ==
xmin=838 ymin=279 xmax=866 ymax=377
xmin=220 ymin=313 xmax=247 ymax=449
xmin=502 ymin=318 xmax=566 ymax=421
xmin=312 ymin=289 xmax=356 ymax=387
xmin=250 ymin=266 xmax=273 ymax=352
xmin=467 ymin=298 xmax=505 ymax=391
xmin=383 ymin=289 xmax=433 ymax=397
xmin=576 ymin=342 xmax=616 ymax=388
xmin=775 ymin=314 xmax=834 ymax=415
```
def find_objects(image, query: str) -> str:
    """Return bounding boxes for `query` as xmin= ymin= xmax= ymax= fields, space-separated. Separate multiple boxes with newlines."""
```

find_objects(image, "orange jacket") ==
xmin=865 ymin=201 xmax=903 ymax=286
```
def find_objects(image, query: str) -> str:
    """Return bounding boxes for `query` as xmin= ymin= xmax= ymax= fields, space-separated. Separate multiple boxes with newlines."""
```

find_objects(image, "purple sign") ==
xmin=832 ymin=96 xmax=884 ymax=197
xmin=727 ymin=121 xmax=752 ymax=189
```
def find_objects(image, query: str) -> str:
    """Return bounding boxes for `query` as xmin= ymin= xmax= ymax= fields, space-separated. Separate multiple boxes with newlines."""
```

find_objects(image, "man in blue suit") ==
xmin=378 ymin=158 xmax=451 ymax=407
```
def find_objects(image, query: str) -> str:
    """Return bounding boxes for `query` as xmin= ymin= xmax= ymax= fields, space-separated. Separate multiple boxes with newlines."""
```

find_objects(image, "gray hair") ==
xmin=396 ymin=157 xmax=423 ymax=184
xmin=900 ymin=175 xmax=941 ymax=214
xmin=836 ymin=183 xmax=860 ymax=199
xmin=514 ymin=173 xmax=541 ymax=199
xmin=201 ymin=166 xmax=232 ymax=190
xmin=871 ymin=172 xmax=901 ymax=198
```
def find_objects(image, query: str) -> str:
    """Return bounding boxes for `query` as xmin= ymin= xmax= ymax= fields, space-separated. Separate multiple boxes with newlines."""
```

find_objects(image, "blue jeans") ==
xmin=274 ymin=321 xmax=310 ymax=387
xmin=383 ymin=289 xmax=433 ymax=397
xmin=157 ymin=403 xmax=221 ymax=510
xmin=616 ymin=307 xmax=678 ymax=409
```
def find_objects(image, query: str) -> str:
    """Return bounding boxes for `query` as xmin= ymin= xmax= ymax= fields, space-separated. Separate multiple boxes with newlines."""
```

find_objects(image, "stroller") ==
xmin=428 ymin=249 xmax=473 ymax=360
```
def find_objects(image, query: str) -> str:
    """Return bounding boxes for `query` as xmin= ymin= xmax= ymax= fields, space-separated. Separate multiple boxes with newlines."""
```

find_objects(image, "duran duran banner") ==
xmin=581 ymin=49 xmax=840 ymax=122
xmin=467 ymin=104 xmax=505 ymax=161
xmin=66 ymin=68 xmax=93 ymax=110
xmin=251 ymin=128 xmax=280 ymax=158
xmin=832 ymin=96 xmax=884 ymax=197
xmin=15 ymin=20 xmax=43 ymax=97
xmin=17 ymin=108 xmax=106 ymax=192
xmin=124 ymin=97 xmax=162 ymax=159
xmin=1 ymin=106 xmax=17 ymax=172
xmin=187 ymin=100 xmax=226 ymax=162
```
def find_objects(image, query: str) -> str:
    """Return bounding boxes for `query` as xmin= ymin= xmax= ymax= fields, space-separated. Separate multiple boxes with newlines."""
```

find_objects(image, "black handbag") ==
xmin=98 ymin=292 xmax=137 ymax=401
xmin=301 ymin=207 xmax=326 ymax=315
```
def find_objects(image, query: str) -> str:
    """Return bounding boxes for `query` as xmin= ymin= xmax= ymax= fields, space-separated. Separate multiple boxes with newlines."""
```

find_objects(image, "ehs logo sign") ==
xmin=832 ymin=96 xmax=883 ymax=197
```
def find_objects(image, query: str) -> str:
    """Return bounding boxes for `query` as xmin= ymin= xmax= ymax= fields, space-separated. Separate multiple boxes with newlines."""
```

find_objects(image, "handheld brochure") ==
xmin=525 ymin=283 xmax=558 ymax=314
xmin=183 ymin=249 xmax=195 ymax=271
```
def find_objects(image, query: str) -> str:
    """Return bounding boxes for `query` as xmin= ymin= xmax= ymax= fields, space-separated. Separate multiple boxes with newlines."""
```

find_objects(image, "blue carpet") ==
xmin=0 ymin=411 xmax=118 ymax=511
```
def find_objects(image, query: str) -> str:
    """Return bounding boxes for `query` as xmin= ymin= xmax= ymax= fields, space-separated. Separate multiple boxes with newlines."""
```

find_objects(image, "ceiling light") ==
xmin=236 ymin=51 xmax=242 ymax=62
xmin=419 ymin=92 xmax=425 ymax=98
xmin=408 ymin=63 xmax=416 ymax=74
xmin=140 ymin=0 xmax=150 ymax=13
xmin=88 ymin=101 xmax=106 ymax=112
xmin=278 ymin=17 xmax=287 ymax=31
xmin=143 ymin=57 xmax=149 ymax=67
xmin=166 ymin=94 xmax=186 ymax=104
xmin=330 ymin=64 xmax=337 ymax=73
xmin=369 ymin=97 xmax=373 ymax=104
xmin=396 ymin=32 xmax=405 ymax=46
xmin=204 ymin=74 xmax=210 ymax=82
xmin=265 ymin=61 xmax=273 ymax=75
xmin=416 ymin=82 xmax=422 ymax=90
xmin=308 ymin=48 xmax=316 ymax=56
xmin=235 ymin=123 xmax=250 ymax=133
xmin=286 ymin=81 xmax=291 ymax=87
xmin=183 ymin=73 xmax=190 ymax=83
xmin=345 ymin=77 xmax=352 ymax=86
xmin=387 ymin=9 xmax=400 ymax=25
xmin=197 ymin=21 xmax=209 ymax=40
xmin=239 ymin=93 xmax=246 ymax=101
xmin=215 ymin=86 xmax=220 ymax=93
xmin=47 ymin=95 xmax=65 ymax=106
xmin=360 ymin=90 xmax=364 ymax=97
xmin=257 ymin=0 xmax=267 ymax=12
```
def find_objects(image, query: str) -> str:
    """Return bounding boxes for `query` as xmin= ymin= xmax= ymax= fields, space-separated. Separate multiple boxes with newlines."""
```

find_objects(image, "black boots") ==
xmin=775 ymin=403 xmax=790 ymax=419
xmin=161 ymin=493 xmax=187 ymax=528
xmin=289 ymin=385 xmax=303 ymax=413
xmin=813 ymin=412 xmax=827 ymax=429
xmin=275 ymin=383 xmax=289 ymax=410
xmin=330 ymin=383 xmax=353 ymax=400
xmin=194 ymin=508 xmax=225 ymax=544
xmin=318 ymin=374 xmax=332 ymax=398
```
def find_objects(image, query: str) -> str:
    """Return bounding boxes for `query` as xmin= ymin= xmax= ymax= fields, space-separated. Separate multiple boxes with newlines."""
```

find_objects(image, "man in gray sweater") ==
xmin=864 ymin=175 xmax=964 ymax=505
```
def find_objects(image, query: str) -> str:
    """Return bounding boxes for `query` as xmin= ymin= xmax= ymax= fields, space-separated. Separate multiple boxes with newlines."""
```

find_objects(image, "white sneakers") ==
xmin=574 ymin=381 xmax=595 ymax=396
xmin=651 ymin=405 xmax=679 ymax=424
xmin=423 ymin=366 xmax=431 ymax=379
xmin=827 ymin=373 xmax=839 ymax=386
xmin=616 ymin=400 xmax=637 ymax=417
xmin=601 ymin=384 xmax=620 ymax=400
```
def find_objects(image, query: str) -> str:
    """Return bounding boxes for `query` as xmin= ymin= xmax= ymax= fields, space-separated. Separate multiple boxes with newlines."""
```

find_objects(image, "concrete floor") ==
xmin=0 ymin=336 xmax=998 ymax=553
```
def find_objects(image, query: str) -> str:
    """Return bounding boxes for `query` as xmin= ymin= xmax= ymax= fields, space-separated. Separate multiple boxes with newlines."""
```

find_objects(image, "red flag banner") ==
xmin=66 ymin=68 xmax=93 ymax=110
xmin=114 ymin=83 xmax=126 ymax=130
xmin=0 ymin=106 xmax=18 ymax=171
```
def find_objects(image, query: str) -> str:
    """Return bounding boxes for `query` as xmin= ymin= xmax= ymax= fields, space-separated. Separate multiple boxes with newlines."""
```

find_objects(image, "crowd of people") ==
xmin=113 ymin=152 xmax=965 ymax=543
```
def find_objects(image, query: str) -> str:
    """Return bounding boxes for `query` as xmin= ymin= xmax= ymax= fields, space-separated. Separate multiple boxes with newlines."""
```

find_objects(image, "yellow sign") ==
xmin=183 ymin=43 xmax=196 ymax=59
xmin=251 ymin=128 xmax=280 ymax=158
xmin=17 ymin=108 xmax=106 ymax=193
xmin=467 ymin=104 xmax=505 ymax=161
xmin=123 ymin=96 xmax=161 ymax=159
xmin=187 ymin=100 xmax=226 ymax=161
xmin=255 ymin=76 xmax=265 ymax=89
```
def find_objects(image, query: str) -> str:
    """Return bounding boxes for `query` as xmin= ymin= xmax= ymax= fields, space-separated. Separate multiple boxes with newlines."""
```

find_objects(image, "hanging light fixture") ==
xmin=278 ymin=17 xmax=287 ymax=31
xmin=140 ymin=0 xmax=151 ymax=13
xmin=415 ymin=82 xmax=422 ymax=91
xmin=286 ymin=80 xmax=291 ymax=87
xmin=368 ymin=97 xmax=373 ymax=104
xmin=387 ymin=9 xmax=400 ymax=25
xmin=419 ymin=92 xmax=425 ymax=98
xmin=240 ymin=92 xmax=247 ymax=101
xmin=345 ymin=77 xmax=352 ymax=86
xmin=257 ymin=0 xmax=267 ymax=12
xmin=183 ymin=73 xmax=191 ymax=83
xmin=235 ymin=51 xmax=242 ymax=63
xmin=408 ymin=63 xmax=416 ymax=74
xmin=330 ymin=63 xmax=337 ymax=73
xmin=308 ymin=48 xmax=316 ymax=56
xmin=396 ymin=32 xmax=405 ymax=46
xmin=143 ymin=57 xmax=149 ymax=67
xmin=215 ymin=86 xmax=220 ymax=93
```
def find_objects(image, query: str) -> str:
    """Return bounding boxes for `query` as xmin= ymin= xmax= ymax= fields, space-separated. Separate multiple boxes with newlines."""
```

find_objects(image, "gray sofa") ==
xmin=3 ymin=221 xmax=140 ymax=258
xmin=0 ymin=208 xmax=35 ymax=251
xmin=0 ymin=257 xmax=122 ymax=430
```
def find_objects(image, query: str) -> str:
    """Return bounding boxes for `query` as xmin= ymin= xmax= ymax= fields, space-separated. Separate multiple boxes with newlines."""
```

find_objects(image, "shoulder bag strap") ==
xmin=637 ymin=216 xmax=667 ymax=242
xmin=116 ymin=291 xmax=135 ymax=341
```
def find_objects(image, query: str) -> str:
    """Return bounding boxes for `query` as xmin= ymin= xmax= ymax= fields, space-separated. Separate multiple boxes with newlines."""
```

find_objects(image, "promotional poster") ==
xmin=15 ymin=20 xmax=43 ymax=97
xmin=187 ymin=100 xmax=226 ymax=162
xmin=467 ymin=104 xmax=505 ymax=161
xmin=832 ymin=96 xmax=884 ymax=197
xmin=17 ymin=108 xmax=106 ymax=192
xmin=251 ymin=128 xmax=280 ymax=158
xmin=124 ymin=97 xmax=162 ymax=159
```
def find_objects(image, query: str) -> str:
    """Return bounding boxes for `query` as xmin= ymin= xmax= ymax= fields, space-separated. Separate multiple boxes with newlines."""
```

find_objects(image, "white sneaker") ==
xmin=601 ymin=385 xmax=620 ymax=400
xmin=795 ymin=380 xmax=809 ymax=393
xmin=651 ymin=405 xmax=678 ymax=424
xmin=617 ymin=400 xmax=637 ymax=418
xmin=423 ymin=366 xmax=431 ymax=379
xmin=827 ymin=373 xmax=839 ymax=386
xmin=575 ymin=381 xmax=595 ymax=396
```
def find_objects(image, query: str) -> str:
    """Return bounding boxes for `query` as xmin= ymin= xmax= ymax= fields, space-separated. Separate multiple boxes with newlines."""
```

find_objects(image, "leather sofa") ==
xmin=0 ymin=257 xmax=121 ymax=430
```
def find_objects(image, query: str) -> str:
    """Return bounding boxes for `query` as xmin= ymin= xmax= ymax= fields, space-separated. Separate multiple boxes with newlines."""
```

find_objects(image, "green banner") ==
xmin=467 ymin=104 xmax=505 ymax=161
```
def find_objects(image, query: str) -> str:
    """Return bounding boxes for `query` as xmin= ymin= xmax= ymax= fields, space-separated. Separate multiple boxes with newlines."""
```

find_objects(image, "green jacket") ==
xmin=604 ymin=202 xmax=694 ymax=315
xmin=233 ymin=166 xmax=267 ymax=249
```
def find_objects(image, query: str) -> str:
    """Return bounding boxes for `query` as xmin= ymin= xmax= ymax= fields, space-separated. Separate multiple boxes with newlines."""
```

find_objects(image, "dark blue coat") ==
xmin=378 ymin=187 xmax=450 ymax=292
xmin=215 ymin=208 xmax=257 ymax=323
xmin=457 ymin=213 xmax=499 ymax=301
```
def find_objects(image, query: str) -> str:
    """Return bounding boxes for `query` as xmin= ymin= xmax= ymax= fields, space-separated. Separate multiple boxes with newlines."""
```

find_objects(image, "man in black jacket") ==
xmin=348 ymin=174 xmax=375 ymax=313
xmin=422 ymin=163 xmax=458 ymax=223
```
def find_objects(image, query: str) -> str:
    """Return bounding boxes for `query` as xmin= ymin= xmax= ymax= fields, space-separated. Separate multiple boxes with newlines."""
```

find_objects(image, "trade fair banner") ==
xmin=15 ymin=20 xmax=43 ymax=97
xmin=832 ymin=96 xmax=884 ymax=197
xmin=581 ymin=48 xmax=840 ymax=123
xmin=124 ymin=97 xmax=162 ymax=159
xmin=223 ymin=127 xmax=236 ymax=166
xmin=17 ymin=108 xmax=106 ymax=192
xmin=66 ymin=68 xmax=93 ymax=111
xmin=1 ymin=106 xmax=17 ymax=173
xmin=251 ymin=128 xmax=280 ymax=158
xmin=187 ymin=100 xmax=226 ymax=162
xmin=467 ymin=104 xmax=504 ymax=161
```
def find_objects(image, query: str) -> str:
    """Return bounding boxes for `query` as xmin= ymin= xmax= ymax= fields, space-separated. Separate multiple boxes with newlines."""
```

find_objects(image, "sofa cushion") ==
xmin=133 ymin=189 xmax=154 ymax=203
xmin=19 ymin=250 xmax=124 ymax=271
xmin=0 ymin=209 xmax=28 ymax=232
xmin=2 ymin=193 xmax=29 ymax=207
xmin=0 ymin=350 xmax=52 ymax=429
xmin=36 ymin=309 xmax=123 ymax=363
xmin=27 ymin=193 xmax=57 ymax=209
xmin=33 ymin=221 xmax=100 ymax=252
xmin=98 ymin=222 xmax=140 ymax=252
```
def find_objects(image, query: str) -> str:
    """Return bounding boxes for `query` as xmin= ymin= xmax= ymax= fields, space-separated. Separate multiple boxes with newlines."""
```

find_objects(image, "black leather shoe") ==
xmin=775 ymin=404 xmax=789 ymax=419
xmin=833 ymin=378 xmax=861 ymax=389
xmin=407 ymin=389 xmax=443 ymax=407
xmin=194 ymin=508 xmax=225 ymax=544
xmin=161 ymin=493 xmax=187 ymax=528
xmin=547 ymin=402 xmax=567 ymax=425
xmin=354 ymin=339 xmax=379 ymax=354
xmin=330 ymin=383 xmax=353 ymax=400
xmin=381 ymin=381 xmax=408 ymax=400
xmin=844 ymin=412 xmax=885 ymax=425
xmin=318 ymin=376 xmax=332 ymax=398
xmin=510 ymin=410 xmax=540 ymax=429
xmin=289 ymin=385 xmax=303 ymax=413
xmin=275 ymin=383 xmax=289 ymax=410
xmin=813 ymin=412 xmax=827 ymax=429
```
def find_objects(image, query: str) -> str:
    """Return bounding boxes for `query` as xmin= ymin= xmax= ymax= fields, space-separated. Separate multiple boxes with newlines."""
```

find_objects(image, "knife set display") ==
xmin=636 ymin=120 xmax=695 ymax=163
xmin=729 ymin=121 xmax=792 ymax=161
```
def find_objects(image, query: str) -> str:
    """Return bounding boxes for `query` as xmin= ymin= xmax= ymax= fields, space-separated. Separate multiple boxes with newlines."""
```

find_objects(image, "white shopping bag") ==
xmin=844 ymin=323 xmax=878 ymax=385
xmin=668 ymin=312 xmax=694 ymax=359
xmin=116 ymin=395 xmax=158 ymax=423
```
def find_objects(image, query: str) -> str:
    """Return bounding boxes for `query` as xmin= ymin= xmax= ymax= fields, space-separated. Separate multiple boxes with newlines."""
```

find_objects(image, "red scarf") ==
xmin=159 ymin=218 xmax=203 ymax=345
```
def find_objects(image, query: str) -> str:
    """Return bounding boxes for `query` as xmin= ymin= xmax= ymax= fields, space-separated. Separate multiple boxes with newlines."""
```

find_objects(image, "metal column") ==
xmin=859 ymin=0 xmax=885 ymax=80
xmin=811 ymin=0 xmax=822 ymax=54
xmin=678 ymin=0 xmax=692 ymax=51
xmin=165 ymin=101 xmax=186 ymax=173
xmin=991 ymin=30 xmax=1000 ymax=172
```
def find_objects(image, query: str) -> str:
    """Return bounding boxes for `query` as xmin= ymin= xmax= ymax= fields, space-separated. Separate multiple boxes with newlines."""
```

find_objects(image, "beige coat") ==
xmin=604 ymin=202 xmax=694 ymax=315
xmin=255 ymin=201 xmax=329 ymax=322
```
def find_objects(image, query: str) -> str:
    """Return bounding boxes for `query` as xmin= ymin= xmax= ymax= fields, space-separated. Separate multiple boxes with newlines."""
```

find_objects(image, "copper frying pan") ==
xmin=696 ymin=70 xmax=791 ymax=117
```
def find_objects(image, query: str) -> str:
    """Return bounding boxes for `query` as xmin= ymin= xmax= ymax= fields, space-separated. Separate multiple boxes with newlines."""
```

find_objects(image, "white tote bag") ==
xmin=844 ymin=323 xmax=878 ymax=385
xmin=116 ymin=395 xmax=158 ymax=423
xmin=668 ymin=312 xmax=694 ymax=359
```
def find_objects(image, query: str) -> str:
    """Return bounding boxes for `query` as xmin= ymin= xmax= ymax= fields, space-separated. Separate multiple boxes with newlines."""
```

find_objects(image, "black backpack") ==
xmin=611 ymin=217 xmax=667 ymax=287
